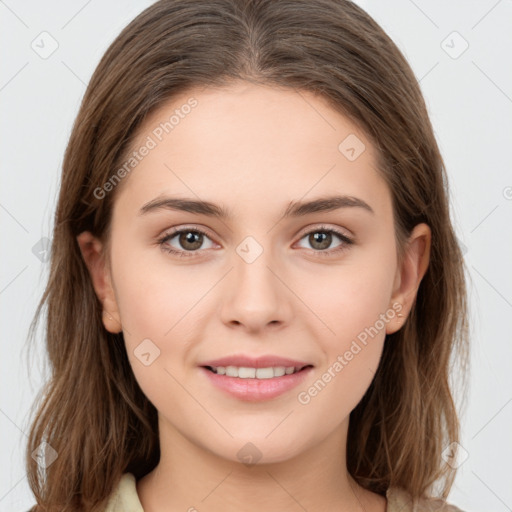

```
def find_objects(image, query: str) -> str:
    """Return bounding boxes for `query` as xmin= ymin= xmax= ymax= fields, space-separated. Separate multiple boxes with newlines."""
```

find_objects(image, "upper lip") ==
xmin=199 ymin=354 xmax=313 ymax=369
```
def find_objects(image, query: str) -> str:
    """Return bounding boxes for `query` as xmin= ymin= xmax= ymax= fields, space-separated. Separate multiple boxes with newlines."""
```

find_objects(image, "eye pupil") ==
xmin=179 ymin=231 xmax=203 ymax=250
xmin=310 ymin=231 xmax=331 ymax=250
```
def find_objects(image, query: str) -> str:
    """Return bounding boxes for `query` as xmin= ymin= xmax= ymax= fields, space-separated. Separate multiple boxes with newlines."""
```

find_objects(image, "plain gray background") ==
xmin=1 ymin=1 xmax=511 ymax=511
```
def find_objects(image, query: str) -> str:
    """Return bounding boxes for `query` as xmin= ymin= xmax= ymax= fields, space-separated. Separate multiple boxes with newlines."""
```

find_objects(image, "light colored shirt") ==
xmin=104 ymin=473 xmax=465 ymax=511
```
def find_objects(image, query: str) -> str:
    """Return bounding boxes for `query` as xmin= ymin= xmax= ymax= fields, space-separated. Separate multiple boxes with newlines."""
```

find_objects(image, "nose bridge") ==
xmin=220 ymin=235 xmax=291 ymax=329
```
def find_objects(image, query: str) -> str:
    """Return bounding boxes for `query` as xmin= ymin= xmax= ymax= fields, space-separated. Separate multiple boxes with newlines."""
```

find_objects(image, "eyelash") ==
xmin=157 ymin=224 xmax=354 ymax=259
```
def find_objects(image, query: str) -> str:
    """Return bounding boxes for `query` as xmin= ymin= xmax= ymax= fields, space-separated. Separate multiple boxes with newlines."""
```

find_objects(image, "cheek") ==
xmin=110 ymin=249 xmax=223 ymax=399
xmin=292 ymin=248 xmax=396 ymax=400
xmin=111 ymin=259 xmax=206 ymax=408
xmin=112 ymin=246 xmax=211 ymax=339
xmin=293 ymin=266 xmax=392 ymax=425
xmin=295 ymin=253 xmax=396 ymax=344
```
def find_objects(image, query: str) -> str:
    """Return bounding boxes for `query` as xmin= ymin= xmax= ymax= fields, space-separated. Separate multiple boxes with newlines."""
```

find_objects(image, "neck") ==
xmin=136 ymin=415 xmax=386 ymax=512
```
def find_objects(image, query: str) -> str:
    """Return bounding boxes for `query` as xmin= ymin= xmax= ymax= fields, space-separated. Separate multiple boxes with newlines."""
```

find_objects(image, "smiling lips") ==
xmin=200 ymin=354 xmax=312 ymax=378
xmin=199 ymin=354 xmax=314 ymax=401
xmin=200 ymin=354 xmax=312 ymax=369
xmin=207 ymin=365 xmax=301 ymax=378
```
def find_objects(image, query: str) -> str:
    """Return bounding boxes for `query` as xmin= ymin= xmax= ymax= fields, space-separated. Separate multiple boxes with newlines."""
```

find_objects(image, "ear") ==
xmin=386 ymin=223 xmax=431 ymax=335
xmin=76 ymin=231 xmax=122 ymax=334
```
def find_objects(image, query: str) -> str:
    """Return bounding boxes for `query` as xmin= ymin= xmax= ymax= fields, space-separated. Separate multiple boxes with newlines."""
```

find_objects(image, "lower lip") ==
xmin=199 ymin=366 xmax=313 ymax=401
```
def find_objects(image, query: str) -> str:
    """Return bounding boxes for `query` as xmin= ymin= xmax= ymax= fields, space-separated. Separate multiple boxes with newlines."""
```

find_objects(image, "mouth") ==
xmin=202 ymin=364 xmax=313 ymax=379
xmin=199 ymin=363 xmax=315 ymax=401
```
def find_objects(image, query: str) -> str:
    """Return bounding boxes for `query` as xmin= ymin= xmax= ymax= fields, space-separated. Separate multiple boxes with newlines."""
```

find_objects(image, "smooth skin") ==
xmin=77 ymin=82 xmax=430 ymax=512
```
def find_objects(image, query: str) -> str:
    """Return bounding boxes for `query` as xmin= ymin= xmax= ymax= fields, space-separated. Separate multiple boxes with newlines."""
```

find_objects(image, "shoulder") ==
xmin=386 ymin=486 xmax=465 ymax=512
xmin=103 ymin=473 xmax=144 ymax=512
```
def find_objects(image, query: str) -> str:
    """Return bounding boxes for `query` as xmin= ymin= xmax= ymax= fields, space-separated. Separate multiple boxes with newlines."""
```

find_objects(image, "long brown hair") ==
xmin=25 ymin=0 xmax=469 ymax=510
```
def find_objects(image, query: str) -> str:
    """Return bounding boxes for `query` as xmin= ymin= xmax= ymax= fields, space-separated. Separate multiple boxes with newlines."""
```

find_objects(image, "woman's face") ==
xmin=83 ymin=82 xmax=428 ymax=464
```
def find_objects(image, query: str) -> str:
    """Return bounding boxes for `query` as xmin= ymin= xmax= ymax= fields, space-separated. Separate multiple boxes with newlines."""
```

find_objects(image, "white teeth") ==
xmin=211 ymin=366 xmax=299 ymax=378
xmin=238 ymin=367 xmax=256 ymax=378
xmin=274 ymin=367 xmax=286 ymax=377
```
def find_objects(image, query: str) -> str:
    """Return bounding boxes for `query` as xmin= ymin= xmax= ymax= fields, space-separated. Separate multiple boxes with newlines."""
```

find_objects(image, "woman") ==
xmin=26 ymin=1 xmax=469 ymax=510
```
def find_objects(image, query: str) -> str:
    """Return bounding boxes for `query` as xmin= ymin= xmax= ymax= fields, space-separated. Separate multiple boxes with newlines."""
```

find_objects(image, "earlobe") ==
xmin=76 ymin=231 xmax=123 ymax=333
xmin=386 ymin=223 xmax=431 ymax=334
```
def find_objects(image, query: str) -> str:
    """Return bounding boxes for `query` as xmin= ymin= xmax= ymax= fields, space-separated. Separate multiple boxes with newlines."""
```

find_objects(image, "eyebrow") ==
xmin=138 ymin=194 xmax=374 ymax=218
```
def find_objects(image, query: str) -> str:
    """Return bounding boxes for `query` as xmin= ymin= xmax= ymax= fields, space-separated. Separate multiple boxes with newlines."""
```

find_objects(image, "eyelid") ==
xmin=159 ymin=224 xmax=218 ymax=241
xmin=295 ymin=223 xmax=353 ymax=240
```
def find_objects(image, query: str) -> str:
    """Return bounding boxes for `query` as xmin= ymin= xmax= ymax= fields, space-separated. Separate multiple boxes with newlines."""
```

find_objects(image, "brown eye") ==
xmin=177 ymin=231 xmax=204 ymax=251
xmin=308 ymin=231 xmax=333 ymax=250
xmin=158 ymin=227 xmax=216 ymax=257
xmin=296 ymin=226 xmax=354 ymax=257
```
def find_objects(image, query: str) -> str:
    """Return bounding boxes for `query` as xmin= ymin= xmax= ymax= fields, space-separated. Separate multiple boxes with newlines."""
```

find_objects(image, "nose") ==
xmin=219 ymin=247 xmax=293 ymax=333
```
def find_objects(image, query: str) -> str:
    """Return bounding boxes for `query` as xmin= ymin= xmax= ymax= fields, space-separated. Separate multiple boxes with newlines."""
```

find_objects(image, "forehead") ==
xmin=113 ymin=82 xmax=391 ymax=219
